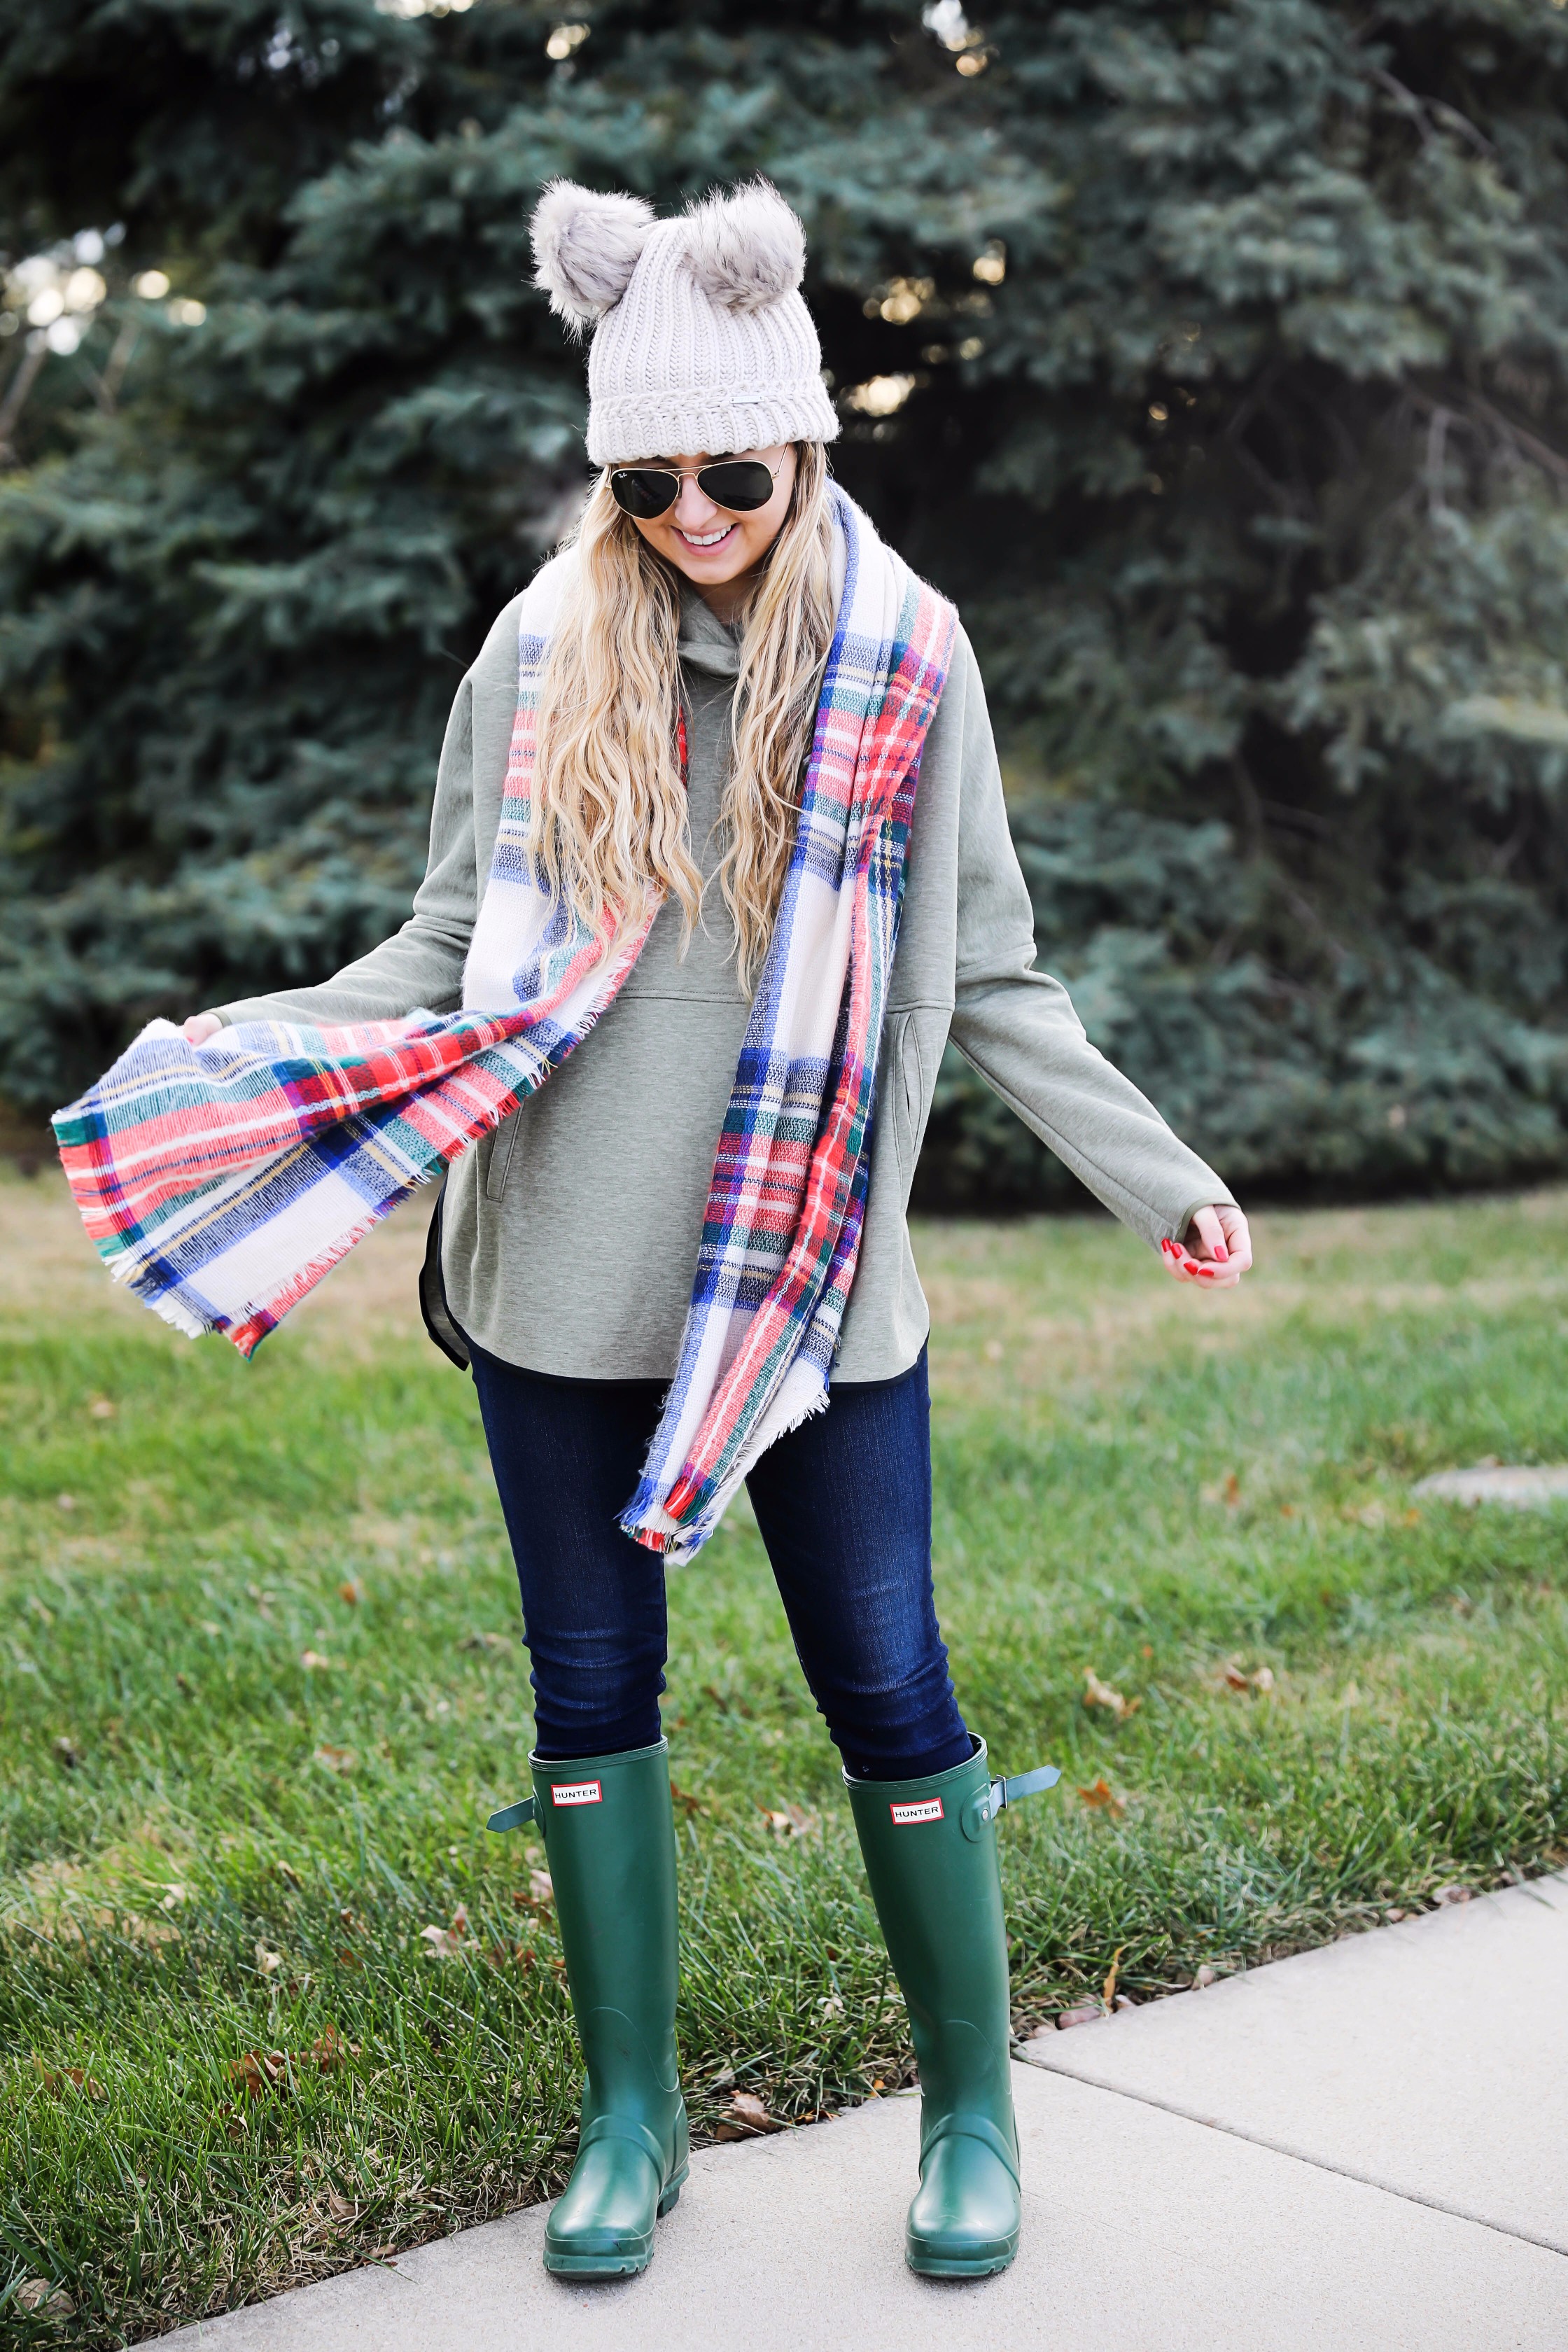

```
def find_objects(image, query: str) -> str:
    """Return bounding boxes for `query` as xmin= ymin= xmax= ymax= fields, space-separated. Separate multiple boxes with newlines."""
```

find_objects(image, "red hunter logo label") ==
xmin=890 ymin=1798 xmax=944 ymax=1826
xmin=551 ymin=1779 xmax=603 ymax=1807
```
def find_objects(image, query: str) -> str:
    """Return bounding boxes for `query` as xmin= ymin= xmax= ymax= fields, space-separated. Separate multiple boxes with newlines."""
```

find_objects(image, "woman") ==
xmin=142 ymin=181 xmax=1250 ymax=2281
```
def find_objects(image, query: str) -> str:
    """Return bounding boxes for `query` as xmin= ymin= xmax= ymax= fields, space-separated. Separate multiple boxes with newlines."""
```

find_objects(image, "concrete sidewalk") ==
xmin=173 ymin=1873 xmax=1568 ymax=2352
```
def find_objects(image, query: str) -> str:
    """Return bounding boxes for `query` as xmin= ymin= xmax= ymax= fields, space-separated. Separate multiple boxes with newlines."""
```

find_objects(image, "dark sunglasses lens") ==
xmin=610 ymin=469 xmax=679 ymax=519
xmin=697 ymin=461 xmax=776 ymax=512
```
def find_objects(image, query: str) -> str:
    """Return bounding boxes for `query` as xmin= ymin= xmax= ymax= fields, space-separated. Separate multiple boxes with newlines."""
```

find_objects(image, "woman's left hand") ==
xmin=1161 ymin=1203 xmax=1252 ymax=1288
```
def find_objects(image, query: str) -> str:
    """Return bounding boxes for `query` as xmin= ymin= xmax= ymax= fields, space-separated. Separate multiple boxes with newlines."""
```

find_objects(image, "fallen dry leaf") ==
xmin=314 ymin=1743 xmax=356 ymax=1774
xmin=1432 ymin=1882 xmax=1475 ymax=1907
xmin=227 ymin=2031 xmax=358 ymax=2100
xmin=1056 ymin=2003 xmax=1106 ymax=2029
xmin=760 ymin=1802 xmax=821 ymax=1840
xmin=310 ymin=2026 xmax=359 ymax=2073
xmin=300 ymin=1651 xmax=332 ymax=1672
xmin=228 ymin=2050 xmax=288 ymax=2098
xmin=1193 ymin=1963 xmax=1218 ymax=1989
xmin=89 ymin=1397 xmax=115 ymax=1420
xmin=1101 ymin=1945 xmax=1126 ymax=2006
xmin=1083 ymin=1668 xmax=1140 ymax=1721
xmin=326 ymin=2188 xmax=358 ymax=2222
xmin=670 ymin=1782 xmax=706 ymax=1816
xmin=1077 ymin=1777 xmax=1127 ymax=1817
xmin=52 ymin=1735 xmax=80 ymax=1769
xmin=715 ymin=2090 xmax=785 ymax=2138
xmin=31 ymin=2055 xmax=106 ymax=2101
xmin=56 ymin=1493 xmax=76 ymax=1513
xmin=419 ymin=1907 xmax=469 ymax=1959
xmin=16 ymin=2280 xmax=75 ymax=2316
xmin=255 ymin=1942 xmax=283 ymax=1975
xmin=1200 ymin=1469 xmax=1242 ymax=1508
xmin=458 ymin=1630 xmax=512 ymax=1651
xmin=1223 ymin=1660 xmax=1275 ymax=1695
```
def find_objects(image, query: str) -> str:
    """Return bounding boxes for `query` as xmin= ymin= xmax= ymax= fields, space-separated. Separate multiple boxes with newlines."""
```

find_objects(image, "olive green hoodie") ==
xmin=218 ymin=587 xmax=1234 ymax=1379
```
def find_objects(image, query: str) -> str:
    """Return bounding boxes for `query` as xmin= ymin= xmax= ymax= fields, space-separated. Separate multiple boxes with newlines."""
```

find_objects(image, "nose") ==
xmin=671 ymin=475 xmax=721 ymax=530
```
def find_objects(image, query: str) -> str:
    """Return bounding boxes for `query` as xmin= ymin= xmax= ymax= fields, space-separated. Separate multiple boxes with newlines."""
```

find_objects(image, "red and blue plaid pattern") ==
xmin=53 ymin=490 xmax=953 ymax=1557
xmin=624 ymin=489 xmax=955 ymax=1554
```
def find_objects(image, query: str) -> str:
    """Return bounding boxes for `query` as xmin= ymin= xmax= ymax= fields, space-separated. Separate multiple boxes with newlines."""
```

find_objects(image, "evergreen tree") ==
xmin=3 ymin=1 xmax=1567 ymax=1201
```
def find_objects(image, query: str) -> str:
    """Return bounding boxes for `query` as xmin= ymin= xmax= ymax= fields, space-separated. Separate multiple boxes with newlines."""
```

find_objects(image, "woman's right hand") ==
xmin=181 ymin=1013 xmax=223 ymax=1046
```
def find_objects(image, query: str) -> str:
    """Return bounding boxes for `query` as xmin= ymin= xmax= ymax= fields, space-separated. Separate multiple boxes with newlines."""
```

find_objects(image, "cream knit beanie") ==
xmin=529 ymin=178 xmax=840 ymax=466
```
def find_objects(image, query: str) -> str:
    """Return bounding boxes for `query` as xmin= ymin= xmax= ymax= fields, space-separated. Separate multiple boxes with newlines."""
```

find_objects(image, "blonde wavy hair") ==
xmin=530 ymin=442 xmax=834 ymax=990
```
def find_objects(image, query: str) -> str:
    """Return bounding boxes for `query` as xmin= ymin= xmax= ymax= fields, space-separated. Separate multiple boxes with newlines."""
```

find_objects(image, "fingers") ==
xmin=1161 ymin=1236 xmax=1239 ymax=1286
xmin=1215 ymin=1203 xmax=1253 ymax=1273
xmin=1161 ymin=1203 xmax=1249 ymax=1289
xmin=1188 ymin=1205 xmax=1229 ymax=1262
xmin=181 ymin=1012 xmax=223 ymax=1046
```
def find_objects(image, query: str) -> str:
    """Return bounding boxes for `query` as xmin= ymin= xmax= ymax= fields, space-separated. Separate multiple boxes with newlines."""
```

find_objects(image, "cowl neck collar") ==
xmin=678 ymin=584 xmax=744 ymax=679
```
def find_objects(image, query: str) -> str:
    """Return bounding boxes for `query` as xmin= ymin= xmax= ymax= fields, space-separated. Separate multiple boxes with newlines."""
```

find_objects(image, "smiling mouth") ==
xmin=676 ymin=523 xmax=737 ymax=550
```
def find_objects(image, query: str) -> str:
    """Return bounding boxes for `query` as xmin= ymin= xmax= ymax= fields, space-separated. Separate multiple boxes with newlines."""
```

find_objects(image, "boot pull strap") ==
xmin=960 ymin=1764 xmax=1060 ymax=1842
xmin=994 ymin=1764 xmax=1061 ymax=1811
xmin=486 ymin=1796 xmax=538 ymax=1833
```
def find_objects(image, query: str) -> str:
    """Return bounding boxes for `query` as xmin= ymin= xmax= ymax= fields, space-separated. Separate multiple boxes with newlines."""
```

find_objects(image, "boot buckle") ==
xmin=960 ymin=1764 xmax=1061 ymax=1842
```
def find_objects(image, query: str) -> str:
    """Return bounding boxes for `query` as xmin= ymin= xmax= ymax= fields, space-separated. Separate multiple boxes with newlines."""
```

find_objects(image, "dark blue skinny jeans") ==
xmin=468 ymin=1342 xmax=971 ymax=1781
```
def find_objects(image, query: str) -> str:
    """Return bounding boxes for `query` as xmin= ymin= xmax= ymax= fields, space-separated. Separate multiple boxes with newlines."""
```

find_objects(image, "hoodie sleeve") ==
xmin=944 ymin=634 xmax=1236 ymax=1248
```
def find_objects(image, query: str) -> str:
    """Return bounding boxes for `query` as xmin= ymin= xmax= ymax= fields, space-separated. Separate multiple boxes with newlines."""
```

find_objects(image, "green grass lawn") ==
xmin=4 ymin=1173 xmax=1568 ymax=2344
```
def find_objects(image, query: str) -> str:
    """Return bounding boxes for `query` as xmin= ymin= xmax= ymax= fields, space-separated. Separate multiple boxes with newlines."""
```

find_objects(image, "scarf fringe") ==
xmin=655 ymin=1359 xmax=834 ymax=1564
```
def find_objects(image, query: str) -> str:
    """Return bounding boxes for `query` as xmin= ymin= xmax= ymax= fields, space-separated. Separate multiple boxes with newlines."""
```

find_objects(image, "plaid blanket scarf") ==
xmin=53 ymin=485 xmax=955 ymax=1559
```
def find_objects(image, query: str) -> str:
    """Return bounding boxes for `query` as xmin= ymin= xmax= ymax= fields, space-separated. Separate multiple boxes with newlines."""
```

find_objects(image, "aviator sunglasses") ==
xmin=608 ymin=455 xmax=782 ymax=522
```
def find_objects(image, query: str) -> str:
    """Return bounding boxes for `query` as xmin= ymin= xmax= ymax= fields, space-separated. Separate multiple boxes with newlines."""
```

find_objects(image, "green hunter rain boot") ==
xmin=846 ymin=1740 xmax=1058 ymax=2278
xmin=489 ymin=1740 xmax=688 ymax=2278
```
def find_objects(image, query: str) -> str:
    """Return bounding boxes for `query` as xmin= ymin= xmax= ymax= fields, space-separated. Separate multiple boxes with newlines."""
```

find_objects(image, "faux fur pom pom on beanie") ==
xmin=530 ymin=177 xmax=839 ymax=465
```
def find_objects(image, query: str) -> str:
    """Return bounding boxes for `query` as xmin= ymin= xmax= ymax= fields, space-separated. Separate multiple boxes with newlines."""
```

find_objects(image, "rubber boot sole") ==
xmin=906 ymin=2230 xmax=1018 ymax=2279
xmin=542 ymin=2167 xmax=687 ymax=2278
